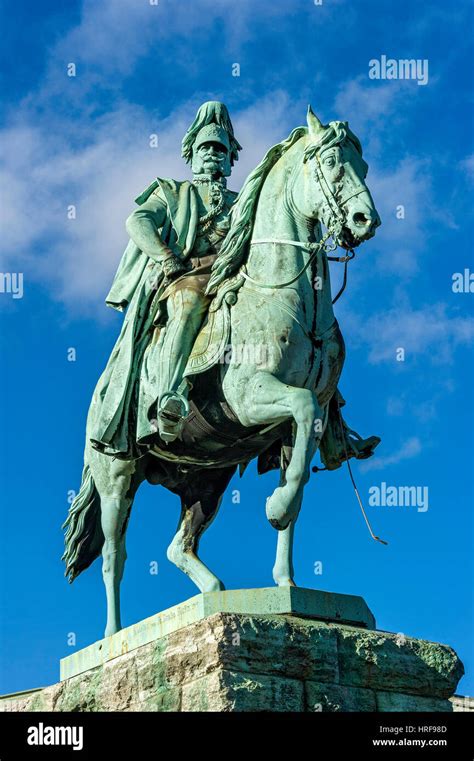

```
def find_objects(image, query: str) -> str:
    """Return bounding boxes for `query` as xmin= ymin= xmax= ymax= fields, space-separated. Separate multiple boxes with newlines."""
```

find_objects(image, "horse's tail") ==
xmin=61 ymin=461 xmax=104 ymax=583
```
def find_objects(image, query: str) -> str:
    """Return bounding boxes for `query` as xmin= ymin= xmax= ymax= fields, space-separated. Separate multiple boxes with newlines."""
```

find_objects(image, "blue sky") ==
xmin=1 ymin=0 xmax=473 ymax=699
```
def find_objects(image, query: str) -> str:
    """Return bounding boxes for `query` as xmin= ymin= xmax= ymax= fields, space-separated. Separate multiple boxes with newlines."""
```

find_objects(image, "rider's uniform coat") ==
xmin=90 ymin=178 xmax=235 ymax=458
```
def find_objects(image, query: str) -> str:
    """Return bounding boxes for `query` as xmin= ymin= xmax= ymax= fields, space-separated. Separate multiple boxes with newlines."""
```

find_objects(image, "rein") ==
xmin=243 ymin=236 xmax=355 ymax=305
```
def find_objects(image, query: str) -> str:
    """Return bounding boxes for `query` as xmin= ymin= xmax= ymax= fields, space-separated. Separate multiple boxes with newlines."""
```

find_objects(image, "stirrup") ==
xmin=157 ymin=391 xmax=190 ymax=444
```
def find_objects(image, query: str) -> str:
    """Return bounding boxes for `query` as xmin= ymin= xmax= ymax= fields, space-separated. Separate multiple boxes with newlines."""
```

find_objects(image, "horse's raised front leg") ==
xmin=167 ymin=464 xmax=236 ymax=592
xmin=234 ymin=371 xmax=323 ymax=530
xmin=272 ymin=423 xmax=324 ymax=585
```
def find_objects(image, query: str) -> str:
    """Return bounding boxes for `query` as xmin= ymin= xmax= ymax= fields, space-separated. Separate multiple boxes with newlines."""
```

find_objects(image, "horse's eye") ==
xmin=323 ymin=156 xmax=336 ymax=168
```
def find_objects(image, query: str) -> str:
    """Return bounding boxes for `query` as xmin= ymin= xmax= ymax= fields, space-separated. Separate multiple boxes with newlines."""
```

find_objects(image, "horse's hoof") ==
xmin=202 ymin=578 xmax=225 ymax=593
xmin=104 ymin=624 xmax=121 ymax=638
xmin=273 ymin=577 xmax=297 ymax=588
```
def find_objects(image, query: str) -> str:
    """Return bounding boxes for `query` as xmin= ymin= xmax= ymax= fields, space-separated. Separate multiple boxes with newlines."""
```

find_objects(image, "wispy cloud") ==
xmin=360 ymin=436 xmax=422 ymax=472
xmin=460 ymin=154 xmax=474 ymax=181
xmin=26 ymin=0 xmax=332 ymax=101
xmin=333 ymin=76 xmax=416 ymax=159
xmin=1 ymin=0 xmax=471 ymax=332
xmin=2 ymin=0 xmax=324 ymax=312
xmin=0 ymin=91 xmax=296 ymax=310
xmin=367 ymin=159 xmax=433 ymax=276
xmin=347 ymin=301 xmax=474 ymax=366
xmin=332 ymin=78 xmax=438 ymax=279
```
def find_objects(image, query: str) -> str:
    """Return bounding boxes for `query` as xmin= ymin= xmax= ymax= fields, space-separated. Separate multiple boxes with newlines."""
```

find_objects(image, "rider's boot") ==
xmin=156 ymin=287 xmax=209 ymax=444
xmin=318 ymin=389 xmax=381 ymax=470
xmin=157 ymin=388 xmax=190 ymax=444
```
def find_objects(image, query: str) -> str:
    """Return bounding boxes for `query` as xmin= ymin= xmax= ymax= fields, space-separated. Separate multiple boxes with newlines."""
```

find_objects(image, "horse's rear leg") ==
xmin=101 ymin=495 xmax=132 ymax=637
xmin=167 ymin=465 xmax=236 ymax=592
xmin=89 ymin=450 xmax=141 ymax=637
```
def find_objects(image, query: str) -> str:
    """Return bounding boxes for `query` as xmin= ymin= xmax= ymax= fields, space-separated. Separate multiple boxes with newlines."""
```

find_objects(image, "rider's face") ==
xmin=192 ymin=141 xmax=230 ymax=178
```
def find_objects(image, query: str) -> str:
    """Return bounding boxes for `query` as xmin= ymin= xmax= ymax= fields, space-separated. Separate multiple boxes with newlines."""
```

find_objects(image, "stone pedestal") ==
xmin=0 ymin=588 xmax=464 ymax=712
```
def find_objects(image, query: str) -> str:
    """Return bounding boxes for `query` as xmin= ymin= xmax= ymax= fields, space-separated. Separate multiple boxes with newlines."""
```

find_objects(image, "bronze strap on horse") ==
xmin=245 ymin=236 xmax=355 ymax=304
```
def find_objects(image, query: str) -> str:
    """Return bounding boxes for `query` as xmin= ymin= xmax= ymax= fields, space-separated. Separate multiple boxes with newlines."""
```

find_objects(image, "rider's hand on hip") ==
xmin=161 ymin=249 xmax=190 ymax=284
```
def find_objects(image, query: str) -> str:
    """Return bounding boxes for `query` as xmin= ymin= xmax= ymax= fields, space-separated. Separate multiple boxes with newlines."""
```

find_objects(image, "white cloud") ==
xmin=334 ymin=77 xmax=404 ymax=129
xmin=332 ymin=78 xmax=438 ymax=278
xmin=0 ymin=91 xmax=296 ymax=311
xmin=229 ymin=91 xmax=301 ymax=187
xmin=333 ymin=76 xmax=411 ymax=161
xmin=34 ymin=0 xmax=321 ymax=89
xmin=1 ymin=102 xmax=184 ymax=305
xmin=347 ymin=301 xmax=474 ymax=365
xmin=460 ymin=154 xmax=474 ymax=181
xmin=366 ymin=159 xmax=433 ymax=276
xmin=0 ymin=0 xmax=312 ymax=313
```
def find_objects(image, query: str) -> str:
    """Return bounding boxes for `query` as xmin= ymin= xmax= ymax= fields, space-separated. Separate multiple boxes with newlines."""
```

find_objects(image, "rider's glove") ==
xmin=161 ymin=251 xmax=189 ymax=284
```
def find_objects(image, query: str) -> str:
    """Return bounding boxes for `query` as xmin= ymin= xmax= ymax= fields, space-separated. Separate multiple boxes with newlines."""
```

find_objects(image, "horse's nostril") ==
xmin=369 ymin=216 xmax=381 ymax=234
xmin=353 ymin=212 xmax=370 ymax=227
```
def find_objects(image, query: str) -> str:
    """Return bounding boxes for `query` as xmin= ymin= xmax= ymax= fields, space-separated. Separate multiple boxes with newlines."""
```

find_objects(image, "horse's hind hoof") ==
xmin=202 ymin=578 xmax=226 ymax=593
xmin=104 ymin=624 xmax=122 ymax=638
xmin=273 ymin=576 xmax=297 ymax=588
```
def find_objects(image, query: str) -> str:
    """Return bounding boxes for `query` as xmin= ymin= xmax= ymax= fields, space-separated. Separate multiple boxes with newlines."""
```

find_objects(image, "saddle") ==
xmin=144 ymin=273 xmax=274 ymax=469
xmin=183 ymin=274 xmax=242 ymax=377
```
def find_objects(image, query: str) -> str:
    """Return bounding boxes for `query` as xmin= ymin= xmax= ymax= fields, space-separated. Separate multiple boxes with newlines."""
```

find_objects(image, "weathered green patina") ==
xmin=63 ymin=102 xmax=382 ymax=638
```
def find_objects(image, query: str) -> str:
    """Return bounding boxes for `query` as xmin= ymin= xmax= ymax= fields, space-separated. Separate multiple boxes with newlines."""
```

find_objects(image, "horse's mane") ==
xmin=205 ymin=126 xmax=307 ymax=294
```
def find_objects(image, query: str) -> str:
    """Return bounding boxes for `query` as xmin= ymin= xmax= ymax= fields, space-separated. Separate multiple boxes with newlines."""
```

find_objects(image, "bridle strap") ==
xmin=250 ymin=237 xmax=354 ymax=262
xmin=243 ymin=236 xmax=354 ymax=302
xmin=241 ymin=232 xmax=331 ymax=290
xmin=338 ymin=188 xmax=369 ymax=207
xmin=312 ymin=153 xmax=346 ymax=228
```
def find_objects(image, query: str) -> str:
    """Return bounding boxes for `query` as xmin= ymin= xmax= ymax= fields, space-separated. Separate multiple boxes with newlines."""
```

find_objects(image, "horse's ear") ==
xmin=307 ymin=105 xmax=325 ymax=137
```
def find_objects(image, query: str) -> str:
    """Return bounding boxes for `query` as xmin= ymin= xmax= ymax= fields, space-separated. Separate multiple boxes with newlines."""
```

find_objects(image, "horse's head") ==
xmin=298 ymin=106 xmax=381 ymax=249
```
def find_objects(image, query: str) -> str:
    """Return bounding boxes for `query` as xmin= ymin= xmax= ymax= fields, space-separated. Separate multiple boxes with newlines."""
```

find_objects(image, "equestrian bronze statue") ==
xmin=63 ymin=101 xmax=381 ymax=637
